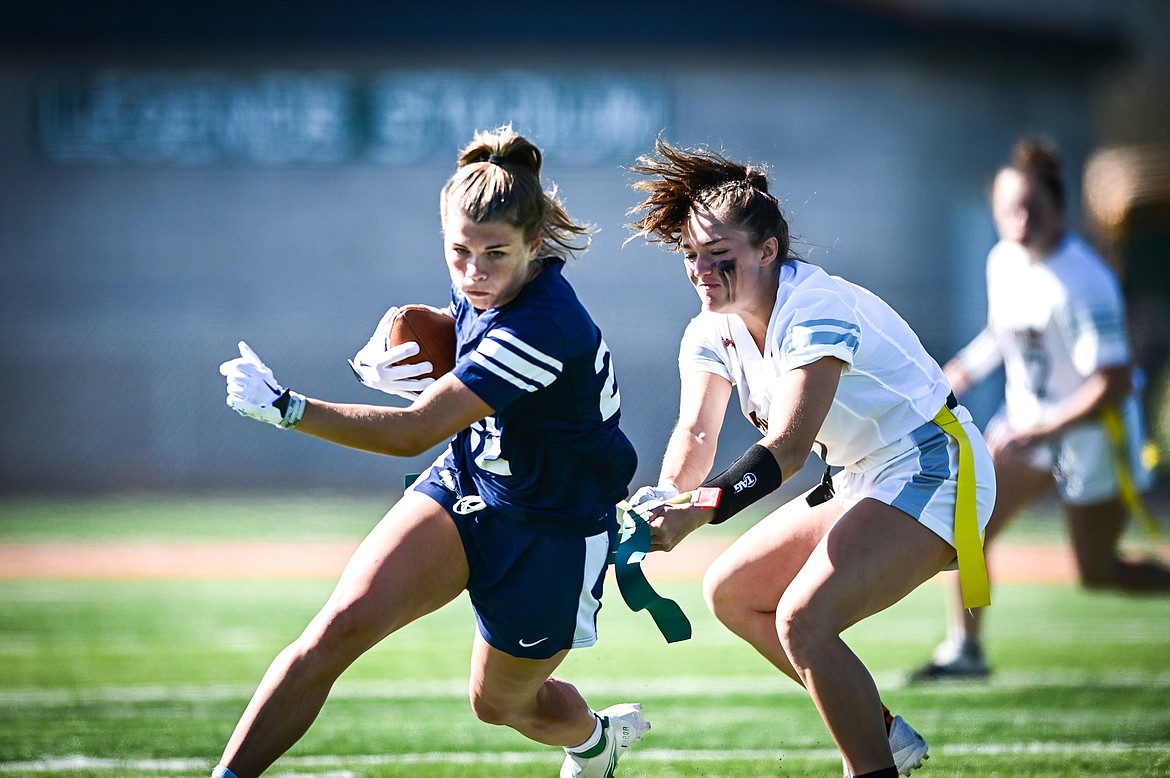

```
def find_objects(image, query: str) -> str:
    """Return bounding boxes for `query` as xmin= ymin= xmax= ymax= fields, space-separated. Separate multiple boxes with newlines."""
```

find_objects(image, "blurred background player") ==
xmin=625 ymin=138 xmax=996 ymax=778
xmin=214 ymin=126 xmax=648 ymax=778
xmin=912 ymin=137 xmax=1170 ymax=681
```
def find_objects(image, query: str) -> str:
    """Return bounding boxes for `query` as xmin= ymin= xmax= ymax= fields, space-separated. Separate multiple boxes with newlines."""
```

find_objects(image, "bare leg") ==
xmin=705 ymin=494 xmax=954 ymax=775
xmin=219 ymin=492 xmax=469 ymax=778
xmin=703 ymin=493 xmax=842 ymax=684
xmin=468 ymin=635 xmax=598 ymax=746
xmin=777 ymin=499 xmax=956 ymax=776
xmin=1065 ymin=497 xmax=1170 ymax=591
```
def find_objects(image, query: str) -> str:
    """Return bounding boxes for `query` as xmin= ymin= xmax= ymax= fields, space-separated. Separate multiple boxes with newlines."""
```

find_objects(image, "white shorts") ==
xmin=987 ymin=394 xmax=1152 ymax=506
xmin=835 ymin=404 xmax=996 ymax=558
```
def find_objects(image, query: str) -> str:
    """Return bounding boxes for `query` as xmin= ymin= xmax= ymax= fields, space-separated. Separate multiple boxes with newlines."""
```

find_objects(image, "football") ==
xmin=386 ymin=304 xmax=457 ymax=380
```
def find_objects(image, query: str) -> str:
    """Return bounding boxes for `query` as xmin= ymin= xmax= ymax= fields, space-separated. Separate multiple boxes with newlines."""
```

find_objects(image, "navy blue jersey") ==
xmin=448 ymin=260 xmax=637 ymax=533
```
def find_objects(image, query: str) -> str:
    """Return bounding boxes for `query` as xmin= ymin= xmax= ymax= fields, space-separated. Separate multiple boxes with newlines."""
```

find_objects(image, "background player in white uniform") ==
xmin=214 ymin=127 xmax=648 ymax=778
xmin=913 ymin=137 xmax=1170 ymax=680
xmin=626 ymin=139 xmax=995 ymax=778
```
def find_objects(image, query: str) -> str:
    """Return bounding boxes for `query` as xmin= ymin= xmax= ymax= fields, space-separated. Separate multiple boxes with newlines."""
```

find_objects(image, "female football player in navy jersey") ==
xmin=215 ymin=127 xmax=647 ymax=778
xmin=625 ymin=138 xmax=997 ymax=778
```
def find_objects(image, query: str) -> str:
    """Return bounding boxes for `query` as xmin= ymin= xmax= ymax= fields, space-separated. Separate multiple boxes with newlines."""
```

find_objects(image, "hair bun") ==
xmin=745 ymin=168 xmax=769 ymax=194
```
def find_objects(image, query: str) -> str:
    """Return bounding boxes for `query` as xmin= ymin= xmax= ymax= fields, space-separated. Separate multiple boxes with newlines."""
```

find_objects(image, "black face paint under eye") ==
xmin=714 ymin=259 xmax=737 ymax=302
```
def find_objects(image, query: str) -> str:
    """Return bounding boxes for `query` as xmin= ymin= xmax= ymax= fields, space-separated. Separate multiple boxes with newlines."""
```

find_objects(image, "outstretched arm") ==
xmin=220 ymin=341 xmax=492 ymax=458
xmin=1003 ymin=362 xmax=1132 ymax=452
xmin=656 ymin=371 xmax=734 ymax=493
xmin=647 ymin=357 xmax=842 ymax=551
xmin=296 ymin=373 xmax=492 ymax=457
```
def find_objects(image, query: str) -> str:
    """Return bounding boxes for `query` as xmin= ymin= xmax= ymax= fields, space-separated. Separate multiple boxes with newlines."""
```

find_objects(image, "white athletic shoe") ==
xmin=843 ymin=714 xmax=929 ymax=777
xmin=888 ymin=715 xmax=929 ymax=775
xmin=560 ymin=703 xmax=650 ymax=778
xmin=910 ymin=637 xmax=990 ymax=681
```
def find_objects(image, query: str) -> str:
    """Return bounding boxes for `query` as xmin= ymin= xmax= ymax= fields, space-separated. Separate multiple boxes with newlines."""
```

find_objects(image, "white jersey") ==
xmin=955 ymin=234 xmax=1130 ymax=430
xmin=679 ymin=260 xmax=951 ymax=468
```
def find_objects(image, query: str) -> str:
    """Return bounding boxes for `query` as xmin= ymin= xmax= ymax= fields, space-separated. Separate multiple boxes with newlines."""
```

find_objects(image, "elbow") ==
xmin=756 ymin=441 xmax=809 ymax=481
xmin=387 ymin=434 xmax=438 ymax=458
xmin=378 ymin=406 xmax=451 ymax=457
xmin=775 ymin=450 xmax=811 ymax=480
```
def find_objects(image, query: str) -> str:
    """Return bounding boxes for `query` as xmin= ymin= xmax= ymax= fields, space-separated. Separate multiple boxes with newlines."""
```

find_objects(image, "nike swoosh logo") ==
xmin=518 ymin=637 xmax=549 ymax=648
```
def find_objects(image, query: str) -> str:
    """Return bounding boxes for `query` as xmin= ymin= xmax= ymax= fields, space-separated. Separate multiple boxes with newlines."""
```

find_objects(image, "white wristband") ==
xmin=279 ymin=391 xmax=307 ymax=429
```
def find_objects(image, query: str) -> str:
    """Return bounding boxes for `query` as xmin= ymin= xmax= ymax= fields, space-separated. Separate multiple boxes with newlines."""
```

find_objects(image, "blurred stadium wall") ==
xmin=0 ymin=0 xmax=1163 ymax=495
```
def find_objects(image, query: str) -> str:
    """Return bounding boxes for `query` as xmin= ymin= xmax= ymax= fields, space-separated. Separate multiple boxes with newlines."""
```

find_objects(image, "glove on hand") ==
xmin=348 ymin=306 xmax=436 ymax=401
xmin=219 ymin=341 xmax=288 ymax=426
xmin=630 ymin=483 xmax=681 ymax=506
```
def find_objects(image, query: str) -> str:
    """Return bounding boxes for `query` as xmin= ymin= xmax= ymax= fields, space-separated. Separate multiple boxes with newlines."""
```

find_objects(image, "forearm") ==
xmin=658 ymin=421 xmax=719 ymax=492
xmin=655 ymin=371 xmax=733 ymax=492
xmin=943 ymin=361 xmax=975 ymax=397
xmin=221 ymin=342 xmax=484 ymax=455
xmin=1033 ymin=364 xmax=1132 ymax=438
xmin=296 ymin=399 xmax=439 ymax=458
xmin=697 ymin=358 xmax=840 ymax=523
xmin=297 ymin=376 xmax=492 ymax=458
xmin=947 ymin=328 xmax=1002 ymax=394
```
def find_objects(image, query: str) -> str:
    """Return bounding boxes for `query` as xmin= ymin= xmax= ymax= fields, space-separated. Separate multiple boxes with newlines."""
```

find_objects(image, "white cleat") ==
xmin=560 ymin=703 xmax=650 ymax=778
xmin=843 ymin=714 xmax=929 ymax=777
xmin=888 ymin=715 xmax=929 ymax=775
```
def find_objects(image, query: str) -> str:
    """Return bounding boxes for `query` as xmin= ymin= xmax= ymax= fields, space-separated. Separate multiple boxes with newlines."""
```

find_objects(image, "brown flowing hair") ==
xmin=627 ymin=137 xmax=792 ymax=260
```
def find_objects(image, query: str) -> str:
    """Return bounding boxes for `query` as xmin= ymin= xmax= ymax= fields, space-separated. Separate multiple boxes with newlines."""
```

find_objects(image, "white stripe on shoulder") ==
xmin=491 ymin=330 xmax=564 ymax=371
xmin=473 ymin=335 xmax=560 ymax=390
xmin=470 ymin=351 xmax=535 ymax=391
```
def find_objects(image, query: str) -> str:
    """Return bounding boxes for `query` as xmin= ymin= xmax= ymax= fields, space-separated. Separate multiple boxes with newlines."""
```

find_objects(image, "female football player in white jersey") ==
xmin=215 ymin=127 xmax=647 ymax=778
xmin=912 ymin=138 xmax=1169 ymax=681
xmin=626 ymin=138 xmax=996 ymax=778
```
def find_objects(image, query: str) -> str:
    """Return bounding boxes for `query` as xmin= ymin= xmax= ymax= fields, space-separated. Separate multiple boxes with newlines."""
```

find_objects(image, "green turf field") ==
xmin=1 ymin=496 xmax=1169 ymax=777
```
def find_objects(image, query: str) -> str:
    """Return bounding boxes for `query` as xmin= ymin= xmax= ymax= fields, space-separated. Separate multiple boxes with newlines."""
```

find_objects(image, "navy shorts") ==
xmin=410 ymin=453 xmax=617 ymax=660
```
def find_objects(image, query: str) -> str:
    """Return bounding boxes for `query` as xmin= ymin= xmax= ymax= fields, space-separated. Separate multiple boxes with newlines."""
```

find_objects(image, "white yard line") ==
xmin=3 ymin=742 xmax=1167 ymax=774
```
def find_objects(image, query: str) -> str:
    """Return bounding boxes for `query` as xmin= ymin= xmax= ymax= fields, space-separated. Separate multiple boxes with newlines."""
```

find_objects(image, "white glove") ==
xmin=348 ymin=306 xmax=436 ymax=401
xmin=219 ymin=341 xmax=300 ymax=427
xmin=630 ymin=483 xmax=681 ymax=506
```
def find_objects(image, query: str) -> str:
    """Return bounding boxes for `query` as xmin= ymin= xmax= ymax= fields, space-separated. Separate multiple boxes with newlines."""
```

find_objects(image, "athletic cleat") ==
xmin=843 ymin=714 xmax=929 ymax=777
xmin=560 ymin=703 xmax=649 ymax=778
xmin=888 ymin=715 xmax=929 ymax=775
xmin=910 ymin=638 xmax=990 ymax=681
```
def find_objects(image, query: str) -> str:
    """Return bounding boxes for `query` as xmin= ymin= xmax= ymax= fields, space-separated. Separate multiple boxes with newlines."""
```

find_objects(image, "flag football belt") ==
xmin=932 ymin=400 xmax=991 ymax=609
xmin=613 ymin=499 xmax=693 ymax=643
xmin=1099 ymin=405 xmax=1160 ymax=539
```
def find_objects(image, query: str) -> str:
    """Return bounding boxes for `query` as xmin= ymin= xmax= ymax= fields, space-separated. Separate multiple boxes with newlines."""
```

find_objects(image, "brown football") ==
xmin=386 ymin=304 xmax=457 ymax=380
